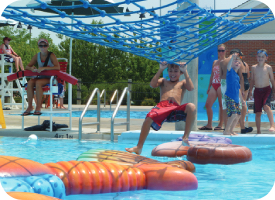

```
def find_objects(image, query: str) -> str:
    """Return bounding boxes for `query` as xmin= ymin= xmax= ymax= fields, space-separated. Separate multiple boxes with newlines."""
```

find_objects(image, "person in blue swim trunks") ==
xmin=224 ymin=53 xmax=245 ymax=135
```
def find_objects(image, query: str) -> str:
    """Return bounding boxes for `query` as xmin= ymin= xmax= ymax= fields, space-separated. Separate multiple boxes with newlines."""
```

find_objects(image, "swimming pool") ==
xmin=0 ymin=137 xmax=274 ymax=200
xmin=12 ymin=110 xmax=275 ymax=122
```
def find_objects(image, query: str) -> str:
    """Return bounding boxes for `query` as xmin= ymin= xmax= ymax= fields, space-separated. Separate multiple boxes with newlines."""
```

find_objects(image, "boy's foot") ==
xmin=223 ymin=131 xmax=237 ymax=136
xmin=60 ymin=106 xmax=66 ymax=109
xmin=125 ymin=146 xmax=142 ymax=155
xmin=182 ymin=139 xmax=190 ymax=146
xmin=268 ymin=127 xmax=275 ymax=132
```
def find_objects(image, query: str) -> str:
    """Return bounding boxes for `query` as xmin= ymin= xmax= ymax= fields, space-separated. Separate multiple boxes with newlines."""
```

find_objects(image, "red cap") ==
xmin=3 ymin=37 xmax=11 ymax=41
xmin=37 ymin=38 xmax=49 ymax=45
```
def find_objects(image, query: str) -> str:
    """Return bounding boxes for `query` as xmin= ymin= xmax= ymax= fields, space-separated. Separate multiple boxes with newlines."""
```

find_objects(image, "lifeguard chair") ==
xmin=0 ymin=51 xmax=27 ymax=109
xmin=21 ymin=58 xmax=72 ymax=132
xmin=46 ymin=58 xmax=68 ymax=108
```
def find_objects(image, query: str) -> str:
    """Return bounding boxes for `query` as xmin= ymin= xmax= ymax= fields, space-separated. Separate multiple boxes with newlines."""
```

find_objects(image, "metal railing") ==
xmin=111 ymin=87 xmax=130 ymax=142
xmin=110 ymin=89 xmax=119 ymax=110
xmin=79 ymin=88 xmax=100 ymax=140
xmin=100 ymin=89 xmax=106 ymax=108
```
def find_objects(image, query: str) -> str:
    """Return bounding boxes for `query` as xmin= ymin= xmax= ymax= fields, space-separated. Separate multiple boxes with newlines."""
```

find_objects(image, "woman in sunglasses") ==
xmin=22 ymin=38 xmax=60 ymax=116
xmin=0 ymin=36 xmax=24 ymax=72
xmin=199 ymin=44 xmax=226 ymax=131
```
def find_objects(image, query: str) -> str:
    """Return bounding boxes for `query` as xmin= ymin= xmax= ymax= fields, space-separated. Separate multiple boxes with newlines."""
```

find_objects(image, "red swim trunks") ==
xmin=146 ymin=100 xmax=188 ymax=131
xmin=254 ymin=86 xmax=272 ymax=113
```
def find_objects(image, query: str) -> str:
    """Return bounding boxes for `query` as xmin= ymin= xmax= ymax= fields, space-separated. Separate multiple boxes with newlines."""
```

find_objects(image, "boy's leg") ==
xmin=223 ymin=109 xmax=228 ymax=128
xmin=182 ymin=103 xmax=196 ymax=146
xmin=263 ymin=105 xmax=275 ymax=132
xmin=224 ymin=114 xmax=237 ymax=135
xmin=125 ymin=117 xmax=153 ymax=155
xmin=240 ymin=101 xmax=247 ymax=130
xmin=229 ymin=114 xmax=240 ymax=135
xmin=255 ymin=112 xmax=261 ymax=134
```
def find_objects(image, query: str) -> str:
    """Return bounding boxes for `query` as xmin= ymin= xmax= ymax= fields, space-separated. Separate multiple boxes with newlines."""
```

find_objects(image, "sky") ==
xmin=0 ymin=0 xmax=274 ymax=45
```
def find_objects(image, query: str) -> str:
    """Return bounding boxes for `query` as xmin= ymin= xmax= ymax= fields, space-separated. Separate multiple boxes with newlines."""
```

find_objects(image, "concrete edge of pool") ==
xmin=1 ymin=127 xmax=275 ymax=145
xmin=118 ymin=130 xmax=275 ymax=145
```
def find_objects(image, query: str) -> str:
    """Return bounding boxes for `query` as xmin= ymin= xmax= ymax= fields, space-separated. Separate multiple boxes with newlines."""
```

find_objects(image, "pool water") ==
xmin=13 ymin=110 xmax=275 ymax=122
xmin=0 ymin=137 xmax=274 ymax=200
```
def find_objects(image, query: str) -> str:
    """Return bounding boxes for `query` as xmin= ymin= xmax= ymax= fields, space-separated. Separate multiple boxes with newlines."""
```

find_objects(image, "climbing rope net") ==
xmin=2 ymin=0 xmax=274 ymax=64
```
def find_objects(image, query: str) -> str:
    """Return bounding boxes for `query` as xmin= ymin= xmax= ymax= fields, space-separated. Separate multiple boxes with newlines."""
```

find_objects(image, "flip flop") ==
xmin=33 ymin=111 xmax=42 ymax=116
xmin=214 ymin=126 xmax=224 ymax=131
xmin=198 ymin=126 xmax=212 ymax=130
xmin=21 ymin=111 xmax=33 ymax=116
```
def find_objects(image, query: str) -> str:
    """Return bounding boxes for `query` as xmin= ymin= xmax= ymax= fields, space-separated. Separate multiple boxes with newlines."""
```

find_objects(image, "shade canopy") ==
xmin=0 ymin=16 xmax=16 ymax=27
xmin=27 ymin=0 xmax=123 ymax=16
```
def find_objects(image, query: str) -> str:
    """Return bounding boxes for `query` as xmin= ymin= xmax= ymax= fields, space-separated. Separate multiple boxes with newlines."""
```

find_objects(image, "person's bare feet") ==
xmin=182 ymin=139 xmax=190 ymax=146
xmin=268 ymin=127 xmax=275 ymax=132
xmin=232 ymin=132 xmax=238 ymax=135
xmin=257 ymin=132 xmax=261 ymax=134
xmin=223 ymin=131 xmax=237 ymax=136
xmin=125 ymin=146 xmax=142 ymax=155
xmin=60 ymin=106 xmax=66 ymax=109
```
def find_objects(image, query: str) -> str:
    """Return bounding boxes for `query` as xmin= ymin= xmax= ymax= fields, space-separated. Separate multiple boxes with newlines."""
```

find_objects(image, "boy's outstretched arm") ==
xmin=227 ymin=53 xmax=237 ymax=71
xmin=150 ymin=61 xmax=167 ymax=88
xmin=179 ymin=62 xmax=194 ymax=91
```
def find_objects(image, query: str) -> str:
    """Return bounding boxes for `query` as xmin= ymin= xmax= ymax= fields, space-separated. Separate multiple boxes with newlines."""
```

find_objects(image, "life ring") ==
xmin=187 ymin=143 xmax=252 ymax=164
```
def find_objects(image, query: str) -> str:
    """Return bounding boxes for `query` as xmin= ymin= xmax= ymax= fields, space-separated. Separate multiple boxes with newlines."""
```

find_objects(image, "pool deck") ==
xmin=1 ymin=105 xmax=275 ymax=143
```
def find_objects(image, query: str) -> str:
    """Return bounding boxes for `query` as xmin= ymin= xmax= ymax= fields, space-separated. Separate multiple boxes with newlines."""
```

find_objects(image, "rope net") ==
xmin=2 ymin=0 xmax=274 ymax=64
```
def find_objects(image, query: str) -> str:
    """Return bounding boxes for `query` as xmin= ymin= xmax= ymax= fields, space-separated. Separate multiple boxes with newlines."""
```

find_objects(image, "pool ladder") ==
xmin=79 ymin=87 xmax=130 ymax=141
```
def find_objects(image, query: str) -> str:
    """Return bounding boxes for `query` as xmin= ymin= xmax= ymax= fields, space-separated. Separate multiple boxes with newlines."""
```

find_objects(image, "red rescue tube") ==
xmin=151 ymin=141 xmax=189 ymax=157
xmin=7 ymin=70 xmax=78 ymax=85
xmin=187 ymin=143 xmax=252 ymax=164
xmin=135 ymin=164 xmax=198 ymax=191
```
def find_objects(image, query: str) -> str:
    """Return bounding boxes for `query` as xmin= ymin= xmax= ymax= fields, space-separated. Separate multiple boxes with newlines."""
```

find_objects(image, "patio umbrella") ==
xmin=25 ymin=0 xmax=124 ymax=128
xmin=0 ymin=16 xmax=16 ymax=27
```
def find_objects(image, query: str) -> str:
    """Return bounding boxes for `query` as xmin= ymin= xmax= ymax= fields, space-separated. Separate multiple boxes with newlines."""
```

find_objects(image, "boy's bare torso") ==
xmin=159 ymin=79 xmax=186 ymax=105
xmin=252 ymin=64 xmax=272 ymax=88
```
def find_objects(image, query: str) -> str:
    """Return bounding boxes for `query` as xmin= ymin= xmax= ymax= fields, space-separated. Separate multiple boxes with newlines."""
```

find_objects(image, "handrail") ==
xmin=79 ymin=88 xmax=100 ymax=140
xmin=110 ymin=89 xmax=118 ymax=110
xmin=100 ymin=89 xmax=106 ymax=108
xmin=111 ymin=87 xmax=130 ymax=142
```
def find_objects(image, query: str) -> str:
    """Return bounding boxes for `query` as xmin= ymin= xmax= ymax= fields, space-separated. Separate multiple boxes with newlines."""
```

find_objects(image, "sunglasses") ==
xmin=218 ymin=50 xmax=225 ymax=52
xmin=38 ymin=45 xmax=48 ymax=48
xmin=7 ymin=39 xmax=11 ymax=41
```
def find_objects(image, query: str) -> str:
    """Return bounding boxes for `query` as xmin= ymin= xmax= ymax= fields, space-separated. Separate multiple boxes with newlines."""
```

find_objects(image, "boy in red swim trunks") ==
xmin=249 ymin=49 xmax=275 ymax=133
xmin=125 ymin=61 xmax=196 ymax=155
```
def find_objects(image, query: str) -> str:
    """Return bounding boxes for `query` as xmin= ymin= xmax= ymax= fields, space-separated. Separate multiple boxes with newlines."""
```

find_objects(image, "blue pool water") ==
xmin=0 ymin=137 xmax=274 ymax=200
xmin=14 ymin=110 xmax=275 ymax=122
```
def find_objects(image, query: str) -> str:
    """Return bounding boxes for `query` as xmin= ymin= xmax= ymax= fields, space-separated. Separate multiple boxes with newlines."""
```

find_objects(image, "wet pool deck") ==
xmin=1 ymin=105 xmax=275 ymax=143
